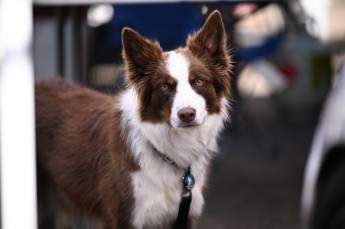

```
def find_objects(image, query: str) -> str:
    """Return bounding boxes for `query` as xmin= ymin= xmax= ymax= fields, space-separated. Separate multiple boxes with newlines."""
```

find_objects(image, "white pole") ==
xmin=0 ymin=0 xmax=37 ymax=228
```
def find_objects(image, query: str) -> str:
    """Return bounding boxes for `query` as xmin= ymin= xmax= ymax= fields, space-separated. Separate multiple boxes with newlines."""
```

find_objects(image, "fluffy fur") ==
xmin=36 ymin=10 xmax=231 ymax=229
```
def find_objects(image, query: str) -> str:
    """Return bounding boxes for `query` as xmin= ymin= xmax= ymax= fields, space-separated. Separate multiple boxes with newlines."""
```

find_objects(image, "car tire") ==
xmin=312 ymin=161 xmax=345 ymax=229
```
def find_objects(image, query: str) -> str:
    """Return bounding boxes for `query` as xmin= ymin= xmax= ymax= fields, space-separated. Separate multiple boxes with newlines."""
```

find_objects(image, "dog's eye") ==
xmin=159 ymin=83 xmax=169 ymax=92
xmin=194 ymin=78 xmax=205 ymax=87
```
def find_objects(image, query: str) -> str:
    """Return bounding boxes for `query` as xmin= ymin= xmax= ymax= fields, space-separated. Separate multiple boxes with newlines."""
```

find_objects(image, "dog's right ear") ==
xmin=122 ymin=28 xmax=163 ymax=85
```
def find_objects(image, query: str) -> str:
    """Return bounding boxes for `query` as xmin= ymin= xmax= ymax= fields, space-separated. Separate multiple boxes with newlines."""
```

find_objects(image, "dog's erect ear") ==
xmin=122 ymin=28 xmax=163 ymax=84
xmin=187 ymin=10 xmax=228 ymax=64
xmin=188 ymin=11 xmax=232 ymax=98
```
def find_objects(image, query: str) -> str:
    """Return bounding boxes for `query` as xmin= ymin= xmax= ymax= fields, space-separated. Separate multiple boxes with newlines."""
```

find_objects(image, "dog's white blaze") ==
xmin=166 ymin=51 xmax=207 ymax=128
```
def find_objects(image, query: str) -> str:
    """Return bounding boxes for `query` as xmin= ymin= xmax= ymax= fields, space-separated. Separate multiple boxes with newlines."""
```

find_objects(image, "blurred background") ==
xmin=1 ymin=0 xmax=345 ymax=228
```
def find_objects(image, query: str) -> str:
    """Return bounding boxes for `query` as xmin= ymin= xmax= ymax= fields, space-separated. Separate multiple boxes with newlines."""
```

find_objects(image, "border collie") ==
xmin=36 ymin=10 xmax=231 ymax=229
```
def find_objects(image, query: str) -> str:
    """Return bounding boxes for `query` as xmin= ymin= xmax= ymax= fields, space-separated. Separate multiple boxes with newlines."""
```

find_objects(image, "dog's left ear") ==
xmin=188 ymin=10 xmax=232 ymax=98
xmin=187 ymin=10 xmax=229 ymax=66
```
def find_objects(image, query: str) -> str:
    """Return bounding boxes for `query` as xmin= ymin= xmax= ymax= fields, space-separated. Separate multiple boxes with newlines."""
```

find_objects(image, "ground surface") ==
xmin=197 ymin=97 xmax=320 ymax=229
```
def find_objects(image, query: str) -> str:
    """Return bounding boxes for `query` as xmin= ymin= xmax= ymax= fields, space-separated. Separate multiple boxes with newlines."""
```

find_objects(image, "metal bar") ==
xmin=72 ymin=6 xmax=83 ymax=84
xmin=56 ymin=6 xmax=65 ymax=77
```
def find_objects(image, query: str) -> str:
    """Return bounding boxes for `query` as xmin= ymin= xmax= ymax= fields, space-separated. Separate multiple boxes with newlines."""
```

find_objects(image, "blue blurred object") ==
xmin=107 ymin=3 xmax=204 ymax=51
xmin=237 ymin=31 xmax=285 ymax=63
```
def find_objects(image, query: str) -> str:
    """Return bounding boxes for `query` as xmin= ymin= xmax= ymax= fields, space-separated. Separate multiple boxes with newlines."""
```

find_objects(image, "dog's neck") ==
xmin=153 ymin=146 xmax=178 ymax=167
xmin=146 ymin=126 xmax=208 ymax=166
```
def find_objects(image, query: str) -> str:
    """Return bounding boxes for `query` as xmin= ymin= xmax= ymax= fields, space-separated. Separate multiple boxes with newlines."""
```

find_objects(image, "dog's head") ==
xmin=122 ymin=10 xmax=231 ymax=129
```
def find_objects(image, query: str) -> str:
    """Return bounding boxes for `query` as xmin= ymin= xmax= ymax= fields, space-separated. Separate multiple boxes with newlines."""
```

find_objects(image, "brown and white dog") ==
xmin=36 ymin=10 xmax=232 ymax=229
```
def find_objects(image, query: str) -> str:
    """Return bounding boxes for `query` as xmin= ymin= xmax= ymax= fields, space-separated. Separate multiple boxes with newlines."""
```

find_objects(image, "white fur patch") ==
xmin=166 ymin=51 xmax=207 ymax=128
xmin=117 ymin=51 xmax=229 ymax=228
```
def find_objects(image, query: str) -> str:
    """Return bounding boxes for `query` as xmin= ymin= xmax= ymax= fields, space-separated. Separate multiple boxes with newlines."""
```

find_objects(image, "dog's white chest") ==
xmin=130 ymin=157 xmax=205 ymax=229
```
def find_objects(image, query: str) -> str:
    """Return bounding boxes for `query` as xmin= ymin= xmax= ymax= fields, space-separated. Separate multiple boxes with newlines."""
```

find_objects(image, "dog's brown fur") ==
xmin=36 ymin=10 xmax=231 ymax=229
xmin=36 ymin=79 xmax=138 ymax=228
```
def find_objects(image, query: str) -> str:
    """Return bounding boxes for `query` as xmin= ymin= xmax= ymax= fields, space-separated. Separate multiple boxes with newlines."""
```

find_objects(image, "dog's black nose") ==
xmin=178 ymin=107 xmax=196 ymax=123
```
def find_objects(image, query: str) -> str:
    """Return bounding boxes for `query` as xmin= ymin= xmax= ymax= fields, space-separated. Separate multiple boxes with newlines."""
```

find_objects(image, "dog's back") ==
xmin=36 ymin=79 xmax=137 ymax=228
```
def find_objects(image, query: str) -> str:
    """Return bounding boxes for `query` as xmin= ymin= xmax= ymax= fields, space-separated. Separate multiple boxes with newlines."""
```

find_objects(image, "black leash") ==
xmin=153 ymin=147 xmax=195 ymax=229
xmin=174 ymin=166 xmax=195 ymax=229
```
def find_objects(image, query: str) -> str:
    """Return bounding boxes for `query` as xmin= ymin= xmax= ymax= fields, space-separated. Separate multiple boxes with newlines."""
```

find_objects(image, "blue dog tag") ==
xmin=183 ymin=173 xmax=195 ymax=191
